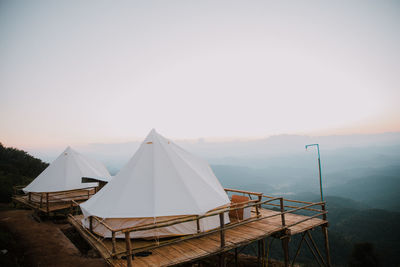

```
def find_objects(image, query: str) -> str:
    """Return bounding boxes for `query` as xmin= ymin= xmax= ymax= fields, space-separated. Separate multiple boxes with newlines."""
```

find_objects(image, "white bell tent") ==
xmin=80 ymin=129 xmax=230 ymax=238
xmin=23 ymin=147 xmax=111 ymax=193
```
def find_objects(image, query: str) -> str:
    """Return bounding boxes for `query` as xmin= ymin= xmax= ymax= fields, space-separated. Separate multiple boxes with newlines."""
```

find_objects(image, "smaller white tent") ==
xmin=81 ymin=129 xmax=230 ymax=238
xmin=23 ymin=147 xmax=111 ymax=193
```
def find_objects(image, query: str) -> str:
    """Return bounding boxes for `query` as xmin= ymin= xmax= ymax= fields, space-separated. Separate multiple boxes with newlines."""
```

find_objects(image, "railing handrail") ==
xmin=90 ymin=196 xmax=324 ymax=235
xmin=262 ymin=194 xmax=317 ymax=205
xmin=21 ymin=186 xmax=97 ymax=196
xmin=118 ymin=197 xmax=281 ymax=234
xmin=225 ymin=188 xmax=263 ymax=196
xmin=112 ymin=206 xmax=287 ymax=258
xmin=262 ymin=202 xmax=324 ymax=213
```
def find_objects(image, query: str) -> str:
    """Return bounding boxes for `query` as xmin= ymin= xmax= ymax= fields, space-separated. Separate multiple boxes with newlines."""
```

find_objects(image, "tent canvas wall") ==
xmin=23 ymin=147 xmax=111 ymax=193
xmin=80 ymin=129 xmax=230 ymax=238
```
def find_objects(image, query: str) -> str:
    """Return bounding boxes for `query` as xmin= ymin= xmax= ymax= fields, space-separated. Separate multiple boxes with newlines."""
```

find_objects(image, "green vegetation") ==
xmin=348 ymin=243 xmax=380 ymax=267
xmin=0 ymin=143 xmax=48 ymax=202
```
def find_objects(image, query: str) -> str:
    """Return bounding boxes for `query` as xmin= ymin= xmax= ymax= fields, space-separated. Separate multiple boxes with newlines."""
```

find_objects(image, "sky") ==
xmin=1 ymin=0 xmax=400 ymax=149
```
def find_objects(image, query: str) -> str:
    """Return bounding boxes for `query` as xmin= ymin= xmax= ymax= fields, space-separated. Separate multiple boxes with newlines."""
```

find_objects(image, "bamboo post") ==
xmin=125 ymin=232 xmax=133 ymax=267
xmin=89 ymin=216 xmax=93 ymax=232
xmin=257 ymin=195 xmax=262 ymax=217
xmin=234 ymin=248 xmax=238 ymax=267
xmin=255 ymin=203 xmax=259 ymax=217
xmin=28 ymin=192 xmax=32 ymax=202
xmin=219 ymin=253 xmax=226 ymax=267
xmin=40 ymin=193 xmax=43 ymax=208
xmin=262 ymin=238 xmax=266 ymax=267
xmin=321 ymin=203 xmax=331 ymax=266
xmin=46 ymin=193 xmax=49 ymax=213
xmin=219 ymin=212 xmax=225 ymax=248
xmin=280 ymin=198 xmax=286 ymax=227
xmin=112 ymin=231 xmax=117 ymax=254
xmin=281 ymin=237 xmax=290 ymax=267
xmin=266 ymin=238 xmax=274 ymax=267
xmin=196 ymin=217 xmax=201 ymax=233
xmin=322 ymin=226 xmax=331 ymax=267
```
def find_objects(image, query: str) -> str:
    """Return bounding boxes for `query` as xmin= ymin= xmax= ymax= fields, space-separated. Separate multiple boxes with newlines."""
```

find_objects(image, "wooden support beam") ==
xmin=322 ymin=226 xmax=331 ymax=267
xmin=219 ymin=213 xmax=225 ymax=248
xmin=234 ymin=248 xmax=238 ymax=267
xmin=321 ymin=203 xmax=331 ymax=266
xmin=46 ymin=193 xmax=49 ymax=214
xmin=322 ymin=203 xmax=327 ymax=221
xmin=304 ymin=235 xmax=323 ymax=267
xmin=219 ymin=253 xmax=226 ymax=267
xmin=280 ymin=198 xmax=286 ymax=227
xmin=307 ymin=231 xmax=326 ymax=266
xmin=196 ymin=217 xmax=200 ymax=233
xmin=89 ymin=216 xmax=93 ymax=232
xmin=291 ymin=231 xmax=307 ymax=267
xmin=266 ymin=237 xmax=274 ymax=267
xmin=125 ymin=232 xmax=132 ymax=267
xmin=281 ymin=237 xmax=290 ymax=267
xmin=112 ymin=231 xmax=117 ymax=254
xmin=261 ymin=238 xmax=266 ymax=267
xmin=256 ymin=195 xmax=262 ymax=217
xmin=28 ymin=192 xmax=32 ymax=202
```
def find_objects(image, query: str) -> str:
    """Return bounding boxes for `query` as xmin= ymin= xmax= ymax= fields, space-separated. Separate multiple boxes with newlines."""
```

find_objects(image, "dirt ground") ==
xmin=0 ymin=208 xmax=286 ymax=267
xmin=0 ymin=209 xmax=107 ymax=267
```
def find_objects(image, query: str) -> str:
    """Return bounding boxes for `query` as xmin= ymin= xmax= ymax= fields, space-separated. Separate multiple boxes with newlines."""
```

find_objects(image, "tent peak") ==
xmin=63 ymin=146 xmax=76 ymax=156
xmin=144 ymin=129 xmax=170 ymax=144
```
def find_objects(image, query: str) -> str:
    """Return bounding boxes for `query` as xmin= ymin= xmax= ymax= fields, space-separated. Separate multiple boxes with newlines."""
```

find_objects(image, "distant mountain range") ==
xmin=26 ymin=132 xmax=400 ymax=172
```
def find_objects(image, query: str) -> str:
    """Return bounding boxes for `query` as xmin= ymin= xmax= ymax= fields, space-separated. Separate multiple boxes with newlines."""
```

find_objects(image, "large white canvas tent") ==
xmin=80 ymin=129 xmax=230 ymax=238
xmin=24 ymin=147 xmax=111 ymax=193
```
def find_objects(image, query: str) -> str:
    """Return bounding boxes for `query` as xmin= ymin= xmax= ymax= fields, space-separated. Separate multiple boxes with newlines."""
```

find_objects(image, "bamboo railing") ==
xmin=77 ymin=188 xmax=327 ymax=267
xmin=14 ymin=186 xmax=97 ymax=213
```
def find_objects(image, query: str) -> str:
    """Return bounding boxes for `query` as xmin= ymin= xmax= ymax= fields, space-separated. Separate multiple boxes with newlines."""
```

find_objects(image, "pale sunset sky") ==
xmin=1 ymin=0 xmax=399 ymax=149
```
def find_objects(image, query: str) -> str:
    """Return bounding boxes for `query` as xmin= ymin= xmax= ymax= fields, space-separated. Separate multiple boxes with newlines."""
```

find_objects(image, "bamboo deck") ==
xmin=13 ymin=195 xmax=74 ymax=213
xmin=68 ymin=208 xmax=327 ymax=267
xmin=12 ymin=187 xmax=96 ymax=214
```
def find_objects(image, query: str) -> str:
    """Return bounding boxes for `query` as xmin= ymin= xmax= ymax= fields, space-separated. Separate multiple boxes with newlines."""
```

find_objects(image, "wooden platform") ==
xmin=13 ymin=195 xmax=75 ymax=213
xmin=68 ymin=208 xmax=327 ymax=267
xmin=12 ymin=188 xmax=96 ymax=214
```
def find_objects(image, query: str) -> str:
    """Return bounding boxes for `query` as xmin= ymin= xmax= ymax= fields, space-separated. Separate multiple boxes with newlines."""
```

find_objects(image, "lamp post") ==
xmin=305 ymin=143 xmax=324 ymax=202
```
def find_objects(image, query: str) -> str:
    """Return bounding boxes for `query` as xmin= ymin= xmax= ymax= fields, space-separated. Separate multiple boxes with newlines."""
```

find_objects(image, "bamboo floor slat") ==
xmin=68 ymin=207 xmax=327 ymax=267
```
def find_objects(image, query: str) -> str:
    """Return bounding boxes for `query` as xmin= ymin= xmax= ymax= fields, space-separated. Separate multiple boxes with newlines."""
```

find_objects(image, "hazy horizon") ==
xmin=16 ymin=131 xmax=400 ymax=170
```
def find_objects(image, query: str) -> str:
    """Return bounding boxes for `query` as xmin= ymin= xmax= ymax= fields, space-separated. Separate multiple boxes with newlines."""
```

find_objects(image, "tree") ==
xmin=348 ymin=242 xmax=380 ymax=267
